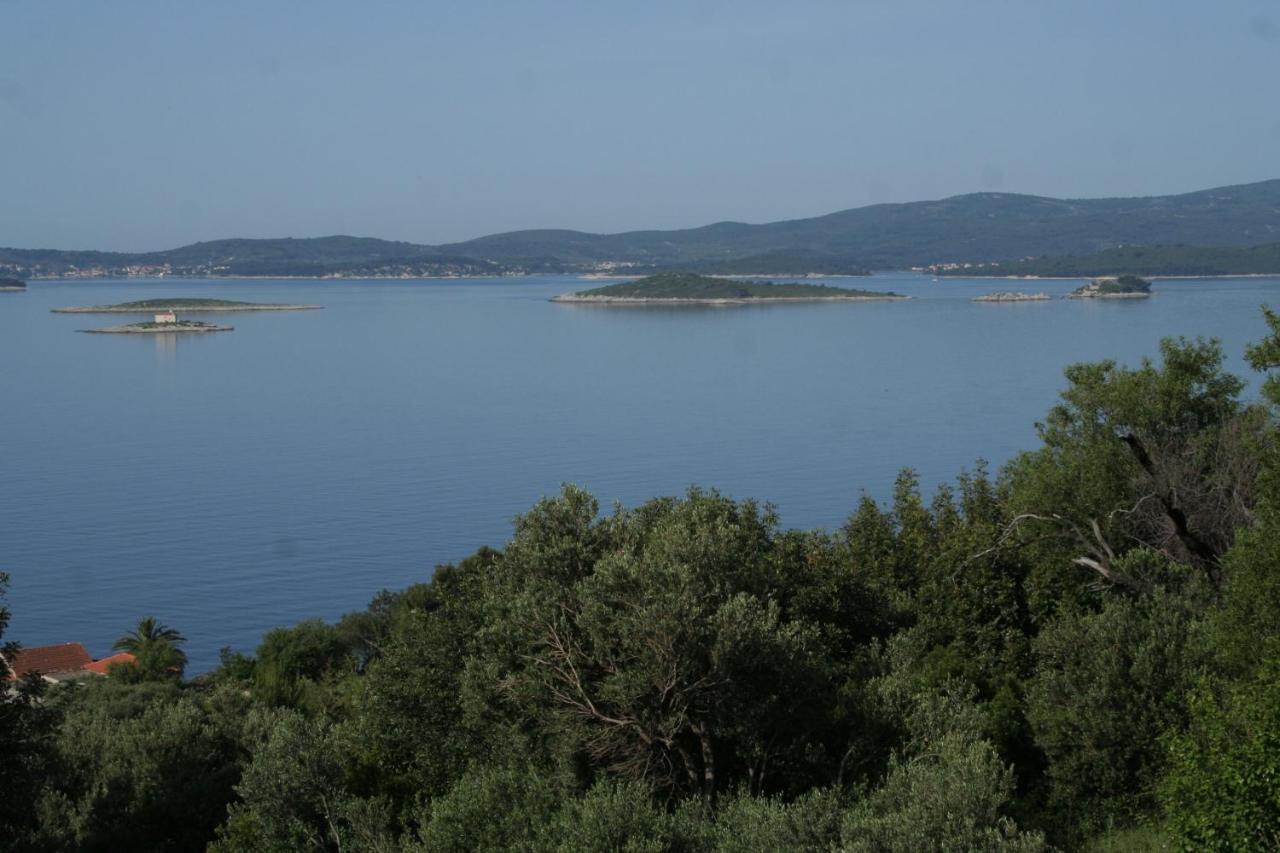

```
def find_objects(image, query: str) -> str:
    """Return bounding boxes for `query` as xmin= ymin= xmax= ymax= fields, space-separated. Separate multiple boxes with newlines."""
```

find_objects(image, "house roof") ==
xmin=3 ymin=642 xmax=93 ymax=678
xmin=83 ymin=652 xmax=137 ymax=675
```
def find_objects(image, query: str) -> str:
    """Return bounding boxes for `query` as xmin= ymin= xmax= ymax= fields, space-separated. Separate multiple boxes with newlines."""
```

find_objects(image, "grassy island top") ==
xmin=107 ymin=298 xmax=265 ymax=308
xmin=557 ymin=272 xmax=904 ymax=302
xmin=1070 ymin=275 xmax=1153 ymax=297
xmin=53 ymin=298 xmax=322 ymax=313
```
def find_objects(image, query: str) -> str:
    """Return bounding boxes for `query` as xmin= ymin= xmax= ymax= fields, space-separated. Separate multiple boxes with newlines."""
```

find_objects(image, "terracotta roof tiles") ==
xmin=3 ymin=642 xmax=93 ymax=678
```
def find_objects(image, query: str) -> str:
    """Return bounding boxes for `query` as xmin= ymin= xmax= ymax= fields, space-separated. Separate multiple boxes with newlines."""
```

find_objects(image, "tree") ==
xmin=113 ymin=616 xmax=188 ymax=679
xmin=839 ymin=686 xmax=1045 ymax=853
xmin=410 ymin=764 xmax=557 ymax=853
xmin=252 ymin=619 xmax=354 ymax=710
xmin=214 ymin=712 xmax=394 ymax=853
xmin=1159 ymin=660 xmax=1280 ymax=851
xmin=474 ymin=487 xmax=830 ymax=808
xmin=32 ymin=682 xmax=239 ymax=852
xmin=350 ymin=550 xmax=496 ymax=808
xmin=1002 ymin=337 xmax=1262 ymax=603
xmin=1025 ymin=556 xmax=1205 ymax=835
xmin=1245 ymin=304 xmax=1280 ymax=407
xmin=0 ymin=572 xmax=55 ymax=850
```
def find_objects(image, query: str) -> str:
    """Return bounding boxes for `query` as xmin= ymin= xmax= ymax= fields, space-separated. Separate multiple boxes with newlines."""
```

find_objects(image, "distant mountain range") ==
xmin=4 ymin=179 xmax=1279 ymax=279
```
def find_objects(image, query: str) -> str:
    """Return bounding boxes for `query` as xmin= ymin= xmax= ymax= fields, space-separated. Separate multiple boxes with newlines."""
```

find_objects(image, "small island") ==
xmin=1068 ymin=275 xmax=1152 ymax=299
xmin=973 ymin=291 xmax=1051 ymax=302
xmin=0 ymin=277 xmax=26 ymax=292
xmin=53 ymin=298 xmax=321 ymax=314
xmin=551 ymin=272 xmax=907 ymax=305
xmin=82 ymin=319 xmax=233 ymax=334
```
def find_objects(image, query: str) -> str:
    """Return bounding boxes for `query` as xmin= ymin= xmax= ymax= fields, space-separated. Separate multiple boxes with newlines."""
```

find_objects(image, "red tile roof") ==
xmin=3 ymin=642 xmax=92 ymax=678
xmin=83 ymin=652 xmax=137 ymax=675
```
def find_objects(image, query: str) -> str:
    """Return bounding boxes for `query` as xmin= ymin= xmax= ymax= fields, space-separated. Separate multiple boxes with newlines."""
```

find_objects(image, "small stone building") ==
xmin=154 ymin=310 xmax=177 ymax=324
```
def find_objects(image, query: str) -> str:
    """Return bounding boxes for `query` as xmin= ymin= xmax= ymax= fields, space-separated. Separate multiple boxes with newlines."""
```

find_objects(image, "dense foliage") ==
xmin=6 ymin=312 xmax=1280 ymax=850
xmin=572 ymin=273 xmax=898 ymax=300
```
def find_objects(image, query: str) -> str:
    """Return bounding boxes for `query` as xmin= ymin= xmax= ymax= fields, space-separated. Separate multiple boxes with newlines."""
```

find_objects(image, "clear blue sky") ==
xmin=2 ymin=1 xmax=1277 ymax=251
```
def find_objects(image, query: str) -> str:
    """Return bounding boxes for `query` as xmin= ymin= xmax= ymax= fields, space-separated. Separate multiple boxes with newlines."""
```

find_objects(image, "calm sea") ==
xmin=3 ymin=273 xmax=1278 ymax=671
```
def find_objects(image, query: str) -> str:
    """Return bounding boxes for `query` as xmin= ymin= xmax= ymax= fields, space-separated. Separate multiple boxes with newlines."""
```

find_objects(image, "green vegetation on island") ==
xmin=54 ymin=298 xmax=322 ymax=313
xmin=1069 ymin=275 xmax=1152 ymax=298
xmin=935 ymin=242 xmax=1280 ymax=278
xmin=0 ymin=276 xmax=25 ymax=291
xmin=9 ymin=309 xmax=1280 ymax=850
xmin=82 ymin=320 xmax=234 ymax=334
xmin=555 ymin=272 xmax=904 ymax=303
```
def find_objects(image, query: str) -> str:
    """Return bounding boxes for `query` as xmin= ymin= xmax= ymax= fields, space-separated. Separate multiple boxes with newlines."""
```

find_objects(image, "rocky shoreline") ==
xmin=1066 ymin=291 xmax=1151 ymax=299
xmin=81 ymin=322 xmax=234 ymax=334
xmin=972 ymin=291 xmax=1051 ymax=302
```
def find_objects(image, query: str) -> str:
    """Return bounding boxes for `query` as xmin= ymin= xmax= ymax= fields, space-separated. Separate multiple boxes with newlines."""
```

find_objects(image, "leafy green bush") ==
xmin=1159 ymin=662 xmax=1280 ymax=851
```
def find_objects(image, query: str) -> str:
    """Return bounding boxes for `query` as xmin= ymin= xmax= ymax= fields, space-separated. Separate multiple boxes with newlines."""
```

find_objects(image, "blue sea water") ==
xmin=3 ymin=272 xmax=1278 ymax=671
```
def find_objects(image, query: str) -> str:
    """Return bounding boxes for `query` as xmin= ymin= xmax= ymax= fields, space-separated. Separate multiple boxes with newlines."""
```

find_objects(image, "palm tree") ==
xmin=114 ymin=616 xmax=188 ymax=677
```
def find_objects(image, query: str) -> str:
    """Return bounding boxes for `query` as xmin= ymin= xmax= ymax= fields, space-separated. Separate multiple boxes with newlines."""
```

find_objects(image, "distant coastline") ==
xmin=946 ymin=273 xmax=1280 ymax=281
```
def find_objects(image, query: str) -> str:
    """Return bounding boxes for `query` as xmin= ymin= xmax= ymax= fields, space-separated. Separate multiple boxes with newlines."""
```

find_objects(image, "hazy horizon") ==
xmin=4 ymin=1 xmax=1279 ymax=252
xmin=7 ymin=176 xmax=1280 ymax=255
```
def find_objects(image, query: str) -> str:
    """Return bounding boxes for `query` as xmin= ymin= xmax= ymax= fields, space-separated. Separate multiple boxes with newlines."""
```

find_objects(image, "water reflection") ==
xmin=154 ymin=332 xmax=177 ymax=363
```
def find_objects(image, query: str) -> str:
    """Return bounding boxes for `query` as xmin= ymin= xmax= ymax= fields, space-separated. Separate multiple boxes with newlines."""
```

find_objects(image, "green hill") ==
xmin=444 ymin=179 xmax=1280 ymax=268
xmin=0 ymin=237 xmax=508 ymax=279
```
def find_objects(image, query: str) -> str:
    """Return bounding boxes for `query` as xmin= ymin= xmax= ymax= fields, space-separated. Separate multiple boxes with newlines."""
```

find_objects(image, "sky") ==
xmin=2 ymin=1 xmax=1278 ymax=251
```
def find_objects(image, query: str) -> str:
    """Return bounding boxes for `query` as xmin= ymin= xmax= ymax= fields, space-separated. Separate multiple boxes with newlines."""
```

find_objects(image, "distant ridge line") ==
xmin=3 ymin=178 xmax=1278 ymax=278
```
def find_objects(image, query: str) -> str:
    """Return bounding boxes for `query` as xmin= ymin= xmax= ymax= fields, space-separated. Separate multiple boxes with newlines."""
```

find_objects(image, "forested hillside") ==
xmin=5 ymin=311 xmax=1280 ymax=850
xmin=4 ymin=179 xmax=1279 ymax=277
xmin=440 ymin=179 xmax=1280 ymax=267
xmin=936 ymin=242 xmax=1280 ymax=278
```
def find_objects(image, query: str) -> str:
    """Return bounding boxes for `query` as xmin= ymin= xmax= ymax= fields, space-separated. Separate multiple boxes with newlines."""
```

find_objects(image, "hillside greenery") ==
xmin=938 ymin=242 xmax=1280 ymax=278
xmin=572 ymin=272 xmax=898 ymax=300
xmin=6 ymin=309 xmax=1280 ymax=850
xmin=441 ymin=178 xmax=1280 ymax=268
xmin=655 ymin=251 xmax=870 ymax=276
xmin=0 ymin=238 xmax=511 ymax=279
